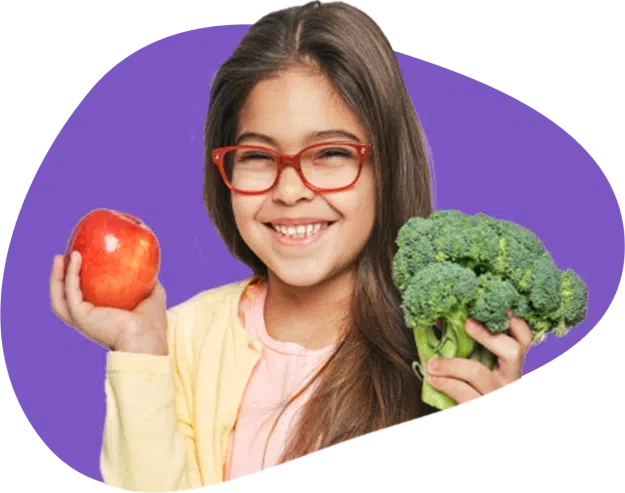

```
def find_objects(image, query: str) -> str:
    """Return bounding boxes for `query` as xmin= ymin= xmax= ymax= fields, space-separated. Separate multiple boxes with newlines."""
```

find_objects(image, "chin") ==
xmin=269 ymin=261 xmax=334 ymax=288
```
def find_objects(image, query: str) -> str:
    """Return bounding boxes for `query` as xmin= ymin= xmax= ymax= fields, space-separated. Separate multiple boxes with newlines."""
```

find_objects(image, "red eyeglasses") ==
xmin=211 ymin=141 xmax=372 ymax=195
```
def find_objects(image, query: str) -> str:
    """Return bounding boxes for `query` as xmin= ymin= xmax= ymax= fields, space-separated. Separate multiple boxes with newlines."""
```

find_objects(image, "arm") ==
xmin=100 ymin=309 xmax=202 ymax=492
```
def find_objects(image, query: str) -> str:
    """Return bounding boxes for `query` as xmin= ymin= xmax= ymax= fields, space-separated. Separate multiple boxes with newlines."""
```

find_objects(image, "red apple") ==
xmin=65 ymin=208 xmax=161 ymax=311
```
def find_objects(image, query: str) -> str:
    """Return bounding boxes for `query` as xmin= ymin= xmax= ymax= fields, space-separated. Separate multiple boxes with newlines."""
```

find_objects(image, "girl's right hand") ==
xmin=49 ymin=251 xmax=169 ymax=356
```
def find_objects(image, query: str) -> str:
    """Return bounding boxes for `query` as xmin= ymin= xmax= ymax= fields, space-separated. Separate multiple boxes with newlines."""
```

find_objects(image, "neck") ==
xmin=263 ymin=268 xmax=355 ymax=350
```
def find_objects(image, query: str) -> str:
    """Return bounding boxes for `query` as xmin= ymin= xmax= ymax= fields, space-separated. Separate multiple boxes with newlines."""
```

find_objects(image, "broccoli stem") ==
xmin=429 ymin=323 xmax=457 ymax=357
xmin=427 ymin=322 xmax=442 ymax=348
xmin=422 ymin=378 xmax=457 ymax=410
xmin=413 ymin=323 xmax=458 ymax=410
xmin=412 ymin=307 xmax=486 ymax=412
xmin=411 ymin=307 xmax=479 ymax=410
xmin=444 ymin=306 xmax=475 ymax=358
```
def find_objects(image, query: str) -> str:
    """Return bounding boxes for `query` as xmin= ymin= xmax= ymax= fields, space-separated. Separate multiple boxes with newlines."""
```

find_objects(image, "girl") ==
xmin=49 ymin=1 xmax=533 ymax=491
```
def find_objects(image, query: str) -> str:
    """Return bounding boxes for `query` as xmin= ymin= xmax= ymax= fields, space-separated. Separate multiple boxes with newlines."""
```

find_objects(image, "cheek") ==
xmin=352 ymin=169 xmax=376 ymax=226
xmin=333 ymin=170 xmax=377 ymax=238
xmin=231 ymin=196 xmax=262 ymax=237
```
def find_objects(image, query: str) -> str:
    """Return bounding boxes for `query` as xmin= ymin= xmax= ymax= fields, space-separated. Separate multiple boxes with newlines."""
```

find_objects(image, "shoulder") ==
xmin=163 ymin=276 xmax=260 ymax=368
xmin=167 ymin=276 xmax=257 ymax=324
xmin=158 ymin=277 xmax=257 ymax=389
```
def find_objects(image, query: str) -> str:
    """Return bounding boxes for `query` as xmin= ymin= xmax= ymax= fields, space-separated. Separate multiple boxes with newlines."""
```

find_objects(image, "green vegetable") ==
xmin=393 ymin=210 xmax=588 ymax=410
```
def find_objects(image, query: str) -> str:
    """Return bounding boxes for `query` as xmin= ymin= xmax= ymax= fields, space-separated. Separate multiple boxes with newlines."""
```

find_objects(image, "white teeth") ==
xmin=272 ymin=222 xmax=329 ymax=239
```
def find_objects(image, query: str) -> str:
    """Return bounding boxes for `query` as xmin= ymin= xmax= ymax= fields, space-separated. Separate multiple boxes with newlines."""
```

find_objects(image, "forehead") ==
xmin=237 ymin=67 xmax=367 ymax=146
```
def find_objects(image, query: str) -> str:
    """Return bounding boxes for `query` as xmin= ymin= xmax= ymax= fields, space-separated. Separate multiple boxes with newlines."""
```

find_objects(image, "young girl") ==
xmin=49 ymin=1 xmax=533 ymax=490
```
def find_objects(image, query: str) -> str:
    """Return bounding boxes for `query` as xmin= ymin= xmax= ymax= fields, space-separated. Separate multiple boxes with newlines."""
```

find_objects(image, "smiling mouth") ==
xmin=263 ymin=221 xmax=337 ymax=240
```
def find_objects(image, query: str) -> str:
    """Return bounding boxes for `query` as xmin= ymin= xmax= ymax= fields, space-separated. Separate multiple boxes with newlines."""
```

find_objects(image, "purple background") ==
xmin=1 ymin=25 xmax=622 ymax=483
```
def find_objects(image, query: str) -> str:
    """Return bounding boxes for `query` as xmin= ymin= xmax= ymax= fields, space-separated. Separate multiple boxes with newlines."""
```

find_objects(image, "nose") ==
xmin=272 ymin=159 xmax=315 ymax=204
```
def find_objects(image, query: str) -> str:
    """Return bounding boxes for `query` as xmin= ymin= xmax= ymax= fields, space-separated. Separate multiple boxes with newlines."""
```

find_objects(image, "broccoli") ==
xmin=401 ymin=262 xmax=479 ymax=409
xmin=392 ymin=227 xmax=437 ymax=292
xmin=393 ymin=210 xmax=589 ymax=410
xmin=471 ymin=273 xmax=520 ymax=333
xmin=556 ymin=269 xmax=588 ymax=329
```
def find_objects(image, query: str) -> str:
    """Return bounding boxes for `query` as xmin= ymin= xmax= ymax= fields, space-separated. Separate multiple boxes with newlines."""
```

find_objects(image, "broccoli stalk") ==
xmin=412 ymin=321 xmax=457 ymax=410
xmin=401 ymin=262 xmax=479 ymax=409
xmin=393 ymin=210 xmax=589 ymax=411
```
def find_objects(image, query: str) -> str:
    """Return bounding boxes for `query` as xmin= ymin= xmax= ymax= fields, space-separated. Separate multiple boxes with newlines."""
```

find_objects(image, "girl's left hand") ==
xmin=426 ymin=312 xmax=533 ymax=404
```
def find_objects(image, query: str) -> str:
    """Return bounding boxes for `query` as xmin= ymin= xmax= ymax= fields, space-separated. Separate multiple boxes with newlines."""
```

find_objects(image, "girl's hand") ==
xmin=426 ymin=312 xmax=533 ymax=404
xmin=49 ymin=251 xmax=169 ymax=355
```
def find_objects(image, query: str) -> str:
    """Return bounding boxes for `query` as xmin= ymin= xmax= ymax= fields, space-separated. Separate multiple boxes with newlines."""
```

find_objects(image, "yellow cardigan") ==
xmin=100 ymin=276 xmax=261 ymax=492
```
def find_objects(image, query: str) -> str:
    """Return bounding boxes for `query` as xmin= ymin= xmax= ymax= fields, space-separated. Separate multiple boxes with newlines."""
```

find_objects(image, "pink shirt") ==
xmin=225 ymin=279 xmax=334 ymax=480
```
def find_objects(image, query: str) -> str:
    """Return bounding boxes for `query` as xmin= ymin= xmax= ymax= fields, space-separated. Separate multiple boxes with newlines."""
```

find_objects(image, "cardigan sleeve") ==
xmin=100 ymin=308 xmax=202 ymax=492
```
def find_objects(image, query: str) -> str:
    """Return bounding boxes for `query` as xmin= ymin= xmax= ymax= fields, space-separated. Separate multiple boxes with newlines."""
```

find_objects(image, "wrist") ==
xmin=112 ymin=329 xmax=168 ymax=356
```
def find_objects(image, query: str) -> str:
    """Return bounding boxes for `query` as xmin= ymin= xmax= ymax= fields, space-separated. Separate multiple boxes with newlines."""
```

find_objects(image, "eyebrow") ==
xmin=235 ymin=129 xmax=363 ymax=146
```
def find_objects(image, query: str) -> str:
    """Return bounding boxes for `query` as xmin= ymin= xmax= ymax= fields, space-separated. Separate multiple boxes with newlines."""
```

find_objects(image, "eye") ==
xmin=240 ymin=152 xmax=273 ymax=161
xmin=317 ymin=148 xmax=353 ymax=158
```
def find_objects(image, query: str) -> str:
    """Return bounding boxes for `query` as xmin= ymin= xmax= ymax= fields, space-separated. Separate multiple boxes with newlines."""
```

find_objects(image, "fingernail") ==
xmin=428 ymin=358 xmax=439 ymax=373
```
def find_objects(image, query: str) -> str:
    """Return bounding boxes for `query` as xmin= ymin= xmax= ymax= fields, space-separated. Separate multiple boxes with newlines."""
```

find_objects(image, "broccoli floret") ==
xmin=496 ymin=219 xmax=547 ymax=258
xmin=552 ymin=269 xmax=589 ymax=337
xmin=396 ymin=216 xmax=433 ymax=249
xmin=511 ymin=302 xmax=553 ymax=343
xmin=474 ymin=214 xmax=550 ymax=292
xmin=501 ymin=238 xmax=538 ymax=293
xmin=393 ymin=217 xmax=440 ymax=292
xmin=416 ymin=211 xmax=470 ymax=265
xmin=428 ymin=209 xmax=470 ymax=226
xmin=393 ymin=209 xmax=589 ymax=410
xmin=392 ymin=236 xmax=437 ymax=293
xmin=510 ymin=296 xmax=553 ymax=344
xmin=393 ymin=211 xmax=500 ymax=288
xmin=527 ymin=256 xmax=562 ymax=313
xmin=517 ymin=267 xmax=588 ymax=343
xmin=504 ymin=256 xmax=565 ymax=344
xmin=432 ymin=213 xmax=501 ymax=272
xmin=476 ymin=213 xmax=547 ymax=256
xmin=460 ymin=217 xmax=501 ymax=272
xmin=470 ymin=274 xmax=520 ymax=333
xmin=430 ymin=222 xmax=469 ymax=264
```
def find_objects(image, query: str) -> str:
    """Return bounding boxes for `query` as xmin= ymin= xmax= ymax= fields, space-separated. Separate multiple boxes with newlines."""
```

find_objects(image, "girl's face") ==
xmin=231 ymin=67 xmax=376 ymax=288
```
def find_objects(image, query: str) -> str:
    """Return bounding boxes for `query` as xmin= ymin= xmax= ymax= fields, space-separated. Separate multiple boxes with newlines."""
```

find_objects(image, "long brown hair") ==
xmin=203 ymin=1 xmax=436 ymax=464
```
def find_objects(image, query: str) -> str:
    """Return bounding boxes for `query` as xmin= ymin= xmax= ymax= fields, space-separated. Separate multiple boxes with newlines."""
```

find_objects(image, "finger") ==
xmin=465 ymin=319 xmax=524 ymax=378
xmin=50 ymin=254 xmax=66 ymax=283
xmin=507 ymin=311 xmax=533 ymax=354
xmin=49 ymin=255 xmax=72 ymax=324
xmin=427 ymin=375 xmax=481 ymax=404
xmin=428 ymin=357 xmax=500 ymax=395
xmin=64 ymin=251 xmax=94 ymax=324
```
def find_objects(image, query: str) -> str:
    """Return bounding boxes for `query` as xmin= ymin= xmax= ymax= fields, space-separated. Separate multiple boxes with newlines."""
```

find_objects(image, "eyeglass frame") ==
xmin=211 ymin=140 xmax=372 ymax=195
